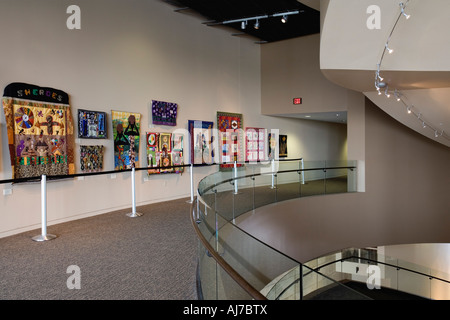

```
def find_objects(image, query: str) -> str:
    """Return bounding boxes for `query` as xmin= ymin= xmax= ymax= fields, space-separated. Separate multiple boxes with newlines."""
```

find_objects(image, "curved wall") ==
xmin=237 ymin=98 xmax=450 ymax=263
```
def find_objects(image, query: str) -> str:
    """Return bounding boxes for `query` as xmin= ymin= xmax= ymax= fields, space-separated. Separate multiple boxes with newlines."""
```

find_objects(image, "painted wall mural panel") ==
xmin=188 ymin=120 xmax=214 ymax=165
xmin=146 ymin=132 xmax=184 ymax=175
xmin=112 ymin=110 xmax=141 ymax=170
xmin=217 ymin=111 xmax=244 ymax=169
xmin=2 ymin=82 xmax=75 ymax=179
xmin=77 ymin=109 xmax=107 ymax=139
xmin=80 ymin=145 xmax=104 ymax=173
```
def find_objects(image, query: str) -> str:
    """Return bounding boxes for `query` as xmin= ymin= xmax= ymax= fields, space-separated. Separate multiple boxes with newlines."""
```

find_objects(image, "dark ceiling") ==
xmin=164 ymin=0 xmax=320 ymax=43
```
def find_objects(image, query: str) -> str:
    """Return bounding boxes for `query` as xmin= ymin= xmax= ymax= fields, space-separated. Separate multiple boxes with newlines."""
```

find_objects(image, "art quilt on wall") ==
xmin=151 ymin=100 xmax=178 ymax=126
xmin=279 ymin=134 xmax=288 ymax=158
xmin=112 ymin=110 xmax=141 ymax=170
xmin=80 ymin=145 xmax=104 ymax=173
xmin=188 ymin=120 xmax=214 ymax=165
xmin=217 ymin=111 xmax=244 ymax=169
xmin=146 ymin=132 xmax=184 ymax=174
xmin=78 ymin=109 xmax=107 ymax=139
xmin=245 ymin=127 xmax=266 ymax=162
xmin=268 ymin=133 xmax=277 ymax=160
xmin=2 ymin=82 xmax=75 ymax=179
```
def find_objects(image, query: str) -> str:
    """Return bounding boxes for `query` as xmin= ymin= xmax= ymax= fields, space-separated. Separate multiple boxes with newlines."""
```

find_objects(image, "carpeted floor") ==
xmin=0 ymin=197 xmax=198 ymax=300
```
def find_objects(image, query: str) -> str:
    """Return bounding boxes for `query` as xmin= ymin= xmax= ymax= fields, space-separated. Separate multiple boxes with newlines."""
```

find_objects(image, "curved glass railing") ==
xmin=192 ymin=160 xmax=450 ymax=300
xmin=267 ymin=247 xmax=450 ymax=300
xmin=192 ymin=159 xmax=368 ymax=300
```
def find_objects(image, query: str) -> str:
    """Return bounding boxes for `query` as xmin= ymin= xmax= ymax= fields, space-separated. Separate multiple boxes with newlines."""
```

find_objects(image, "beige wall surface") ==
xmin=238 ymin=98 xmax=450 ymax=263
xmin=261 ymin=34 xmax=348 ymax=117
xmin=0 ymin=1 xmax=347 ymax=237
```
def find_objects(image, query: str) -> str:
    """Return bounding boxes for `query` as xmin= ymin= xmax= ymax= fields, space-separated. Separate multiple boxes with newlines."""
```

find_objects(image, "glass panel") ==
xmin=301 ymin=265 xmax=371 ymax=300
xmin=252 ymin=173 xmax=277 ymax=209
xmin=265 ymin=265 xmax=301 ymax=300
xmin=275 ymin=171 xmax=301 ymax=202
xmin=324 ymin=168 xmax=348 ymax=195
xmin=215 ymin=213 xmax=299 ymax=298
xmin=197 ymin=241 xmax=218 ymax=300
xmin=398 ymin=269 xmax=431 ymax=299
xmin=217 ymin=265 xmax=253 ymax=300
xmin=232 ymin=176 xmax=256 ymax=220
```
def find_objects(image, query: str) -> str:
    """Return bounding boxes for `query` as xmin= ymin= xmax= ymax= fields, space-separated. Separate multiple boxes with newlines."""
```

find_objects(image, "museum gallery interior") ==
xmin=0 ymin=0 xmax=449 ymax=301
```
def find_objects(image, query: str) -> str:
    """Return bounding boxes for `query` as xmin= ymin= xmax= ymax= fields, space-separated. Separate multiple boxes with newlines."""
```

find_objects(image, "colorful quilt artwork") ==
xmin=245 ymin=127 xmax=266 ymax=162
xmin=151 ymin=100 xmax=178 ymax=126
xmin=279 ymin=134 xmax=288 ymax=158
xmin=77 ymin=109 xmax=107 ymax=139
xmin=2 ymin=82 xmax=75 ymax=179
xmin=217 ymin=111 xmax=244 ymax=169
xmin=188 ymin=120 xmax=214 ymax=165
xmin=80 ymin=145 xmax=104 ymax=172
xmin=112 ymin=110 xmax=141 ymax=170
xmin=146 ymin=132 xmax=184 ymax=174
xmin=268 ymin=133 xmax=277 ymax=160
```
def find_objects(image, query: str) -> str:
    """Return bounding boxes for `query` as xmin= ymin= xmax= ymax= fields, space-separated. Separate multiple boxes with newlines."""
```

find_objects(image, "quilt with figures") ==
xmin=2 ymin=82 xmax=75 ymax=179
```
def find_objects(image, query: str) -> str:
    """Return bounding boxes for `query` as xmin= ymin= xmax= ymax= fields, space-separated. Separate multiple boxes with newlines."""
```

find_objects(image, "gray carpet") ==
xmin=0 ymin=197 xmax=198 ymax=300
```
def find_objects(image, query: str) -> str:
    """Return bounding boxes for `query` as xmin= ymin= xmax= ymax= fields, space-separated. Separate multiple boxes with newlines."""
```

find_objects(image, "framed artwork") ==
xmin=77 ymin=109 xmax=107 ymax=139
xmin=146 ymin=132 xmax=184 ymax=175
xmin=188 ymin=120 xmax=214 ymax=165
xmin=217 ymin=111 xmax=244 ymax=169
xmin=80 ymin=145 xmax=104 ymax=172
xmin=245 ymin=127 xmax=266 ymax=162
xmin=112 ymin=110 xmax=141 ymax=170
xmin=151 ymin=100 xmax=178 ymax=126
xmin=279 ymin=134 xmax=288 ymax=158
xmin=268 ymin=133 xmax=277 ymax=160
xmin=2 ymin=82 xmax=75 ymax=179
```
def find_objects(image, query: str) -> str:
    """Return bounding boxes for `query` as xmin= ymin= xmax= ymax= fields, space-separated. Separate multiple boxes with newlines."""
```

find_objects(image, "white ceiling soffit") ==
xmin=297 ymin=0 xmax=320 ymax=11
xmin=319 ymin=0 xmax=450 ymax=147
xmin=277 ymin=111 xmax=347 ymax=124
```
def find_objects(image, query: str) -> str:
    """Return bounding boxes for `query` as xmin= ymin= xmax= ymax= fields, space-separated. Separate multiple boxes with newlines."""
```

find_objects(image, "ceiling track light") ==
xmin=394 ymin=90 xmax=402 ymax=101
xmin=385 ymin=43 xmax=394 ymax=54
xmin=241 ymin=20 xmax=247 ymax=29
xmin=281 ymin=14 xmax=288 ymax=23
xmin=385 ymin=87 xmax=390 ymax=98
xmin=400 ymin=2 xmax=411 ymax=19
xmin=254 ymin=19 xmax=259 ymax=29
xmin=407 ymin=106 xmax=412 ymax=114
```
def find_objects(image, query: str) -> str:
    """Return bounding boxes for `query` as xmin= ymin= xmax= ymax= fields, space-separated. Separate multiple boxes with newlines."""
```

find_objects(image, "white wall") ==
xmin=0 ymin=0 xmax=347 ymax=238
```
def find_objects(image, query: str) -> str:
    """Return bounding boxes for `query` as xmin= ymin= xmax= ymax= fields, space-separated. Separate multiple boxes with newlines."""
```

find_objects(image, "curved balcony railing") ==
xmin=191 ymin=160 xmax=450 ymax=300
xmin=191 ymin=159 xmax=368 ymax=300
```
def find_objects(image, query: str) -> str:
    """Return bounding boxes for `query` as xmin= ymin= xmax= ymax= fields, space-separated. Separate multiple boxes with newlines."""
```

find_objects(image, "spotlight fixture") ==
xmin=254 ymin=19 xmax=259 ymax=29
xmin=400 ymin=2 xmax=411 ymax=19
xmin=241 ymin=20 xmax=247 ymax=29
xmin=394 ymin=90 xmax=401 ymax=101
xmin=281 ymin=15 xmax=287 ymax=23
xmin=435 ymin=130 xmax=439 ymax=138
xmin=385 ymin=43 xmax=394 ymax=54
xmin=422 ymin=121 xmax=427 ymax=128
xmin=407 ymin=106 xmax=412 ymax=114
xmin=385 ymin=87 xmax=390 ymax=98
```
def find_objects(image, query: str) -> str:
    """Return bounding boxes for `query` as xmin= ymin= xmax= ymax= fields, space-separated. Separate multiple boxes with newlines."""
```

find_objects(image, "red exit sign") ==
xmin=293 ymin=97 xmax=302 ymax=105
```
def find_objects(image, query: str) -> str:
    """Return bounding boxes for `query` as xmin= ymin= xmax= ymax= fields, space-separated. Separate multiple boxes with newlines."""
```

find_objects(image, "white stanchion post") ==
xmin=271 ymin=159 xmax=276 ymax=189
xmin=127 ymin=167 xmax=142 ymax=217
xmin=301 ymin=158 xmax=305 ymax=184
xmin=233 ymin=161 xmax=238 ymax=194
xmin=187 ymin=163 xmax=194 ymax=203
xmin=32 ymin=174 xmax=57 ymax=242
